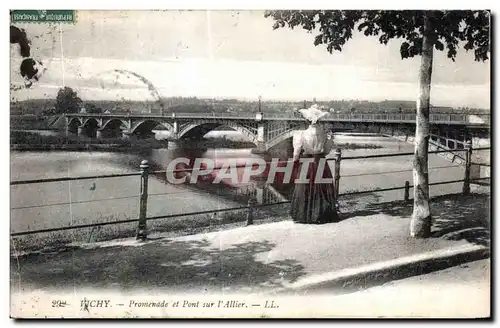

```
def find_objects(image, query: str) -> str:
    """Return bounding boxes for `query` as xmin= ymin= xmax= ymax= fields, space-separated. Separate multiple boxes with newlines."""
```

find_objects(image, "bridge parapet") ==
xmin=62 ymin=111 xmax=489 ymax=126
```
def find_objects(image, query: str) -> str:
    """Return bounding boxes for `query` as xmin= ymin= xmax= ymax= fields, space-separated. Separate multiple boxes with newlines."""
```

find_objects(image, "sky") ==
xmin=10 ymin=10 xmax=491 ymax=108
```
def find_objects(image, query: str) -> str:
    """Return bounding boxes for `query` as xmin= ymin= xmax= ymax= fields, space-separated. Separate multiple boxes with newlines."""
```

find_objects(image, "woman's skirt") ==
xmin=290 ymin=154 xmax=339 ymax=224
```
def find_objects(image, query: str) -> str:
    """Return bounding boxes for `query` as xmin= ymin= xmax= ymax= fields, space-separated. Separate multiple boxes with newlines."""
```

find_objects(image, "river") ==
xmin=10 ymin=132 xmax=467 ymax=250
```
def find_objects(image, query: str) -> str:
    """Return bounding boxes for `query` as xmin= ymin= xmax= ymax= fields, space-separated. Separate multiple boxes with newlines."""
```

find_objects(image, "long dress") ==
xmin=290 ymin=124 xmax=339 ymax=224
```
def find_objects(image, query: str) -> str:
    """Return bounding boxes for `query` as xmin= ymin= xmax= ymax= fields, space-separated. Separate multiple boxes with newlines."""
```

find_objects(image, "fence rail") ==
xmin=10 ymin=172 xmax=141 ymax=186
xmin=10 ymin=145 xmax=490 ymax=238
xmin=8 ymin=148 xmax=471 ymax=186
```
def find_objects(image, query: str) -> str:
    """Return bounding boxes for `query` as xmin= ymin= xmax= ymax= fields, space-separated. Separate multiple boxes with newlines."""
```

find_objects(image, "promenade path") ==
xmin=10 ymin=193 xmax=489 ymax=296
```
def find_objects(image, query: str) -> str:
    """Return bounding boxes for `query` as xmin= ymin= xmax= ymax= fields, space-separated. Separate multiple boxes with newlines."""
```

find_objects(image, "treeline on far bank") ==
xmin=11 ymin=88 xmax=489 ymax=116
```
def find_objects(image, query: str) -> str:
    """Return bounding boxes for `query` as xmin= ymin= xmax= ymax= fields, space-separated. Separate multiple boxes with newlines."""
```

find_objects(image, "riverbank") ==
xmin=10 ymin=131 xmax=257 ymax=151
xmin=10 ymin=130 xmax=383 ymax=152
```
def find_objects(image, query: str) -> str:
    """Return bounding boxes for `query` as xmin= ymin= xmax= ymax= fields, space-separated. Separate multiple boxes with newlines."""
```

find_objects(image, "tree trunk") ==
xmin=410 ymin=13 xmax=434 ymax=238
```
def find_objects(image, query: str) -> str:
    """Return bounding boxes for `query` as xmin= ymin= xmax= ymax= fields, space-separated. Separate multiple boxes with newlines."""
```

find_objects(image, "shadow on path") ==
xmin=11 ymin=238 xmax=306 ymax=293
xmin=341 ymin=193 xmax=490 ymax=247
xmin=11 ymin=193 xmax=489 ymax=294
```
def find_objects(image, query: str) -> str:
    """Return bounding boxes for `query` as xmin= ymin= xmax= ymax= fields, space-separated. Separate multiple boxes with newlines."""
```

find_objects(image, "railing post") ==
xmin=334 ymin=149 xmax=342 ymax=199
xmin=246 ymin=198 xmax=256 ymax=225
xmin=404 ymin=181 xmax=410 ymax=203
xmin=463 ymin=140 xmax=472 ymax=195
xmin=136 ymin=160 xmax=149 ymax=240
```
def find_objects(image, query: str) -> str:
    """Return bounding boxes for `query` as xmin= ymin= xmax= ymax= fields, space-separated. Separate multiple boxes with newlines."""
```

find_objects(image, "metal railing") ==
xmin=59 ymin=112 xmax=490 ymax=125
xmin=10 ymin=144 xmax=490 ymax=239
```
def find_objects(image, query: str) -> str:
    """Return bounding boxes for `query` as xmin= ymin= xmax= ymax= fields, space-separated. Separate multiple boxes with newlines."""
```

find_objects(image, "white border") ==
xmin=5 ymin=0 xmax=499 ymax=10
xmin=3 ymin=0 xmax=497 ymax=326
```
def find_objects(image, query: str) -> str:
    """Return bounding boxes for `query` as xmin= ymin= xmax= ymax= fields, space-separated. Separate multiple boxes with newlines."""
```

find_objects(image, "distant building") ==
xmin=80 ymin=107 xmax=87 ymax=113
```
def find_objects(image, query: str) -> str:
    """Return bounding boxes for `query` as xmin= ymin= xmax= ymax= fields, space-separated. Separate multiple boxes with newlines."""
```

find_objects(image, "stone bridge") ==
xmin=61 ymin=112 xmax=490 ymax=162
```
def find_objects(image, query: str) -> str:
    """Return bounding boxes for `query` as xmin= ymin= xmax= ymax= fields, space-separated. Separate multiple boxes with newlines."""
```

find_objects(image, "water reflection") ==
xmin=146 ymin=144 xmax=293 ymax=204
xmin=139 ymin=133 xmax=467 ymax=207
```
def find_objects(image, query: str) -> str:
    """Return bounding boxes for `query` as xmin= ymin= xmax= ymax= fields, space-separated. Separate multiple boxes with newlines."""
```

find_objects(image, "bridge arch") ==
xmin=71 ymin=117 xmax=100 ymax=138
xmin=101 ymin=118 xmax=128 ymax=131
xmin=66 ymin=117 xmax=82 ymax=135
xmin=67 ymin=117 xmax=83 ymax=127
xmin=98 ymin=118 xmax=129 ymax=139
xmin=130 ymin=120 xmax=173 ymax=134
xmin=265 ymin=130 xmax=296 ymax=150
xmin=81 ymin=117 xmax=100 ymax=129
xmin=178 ymin=122 xmax=258 ymax=144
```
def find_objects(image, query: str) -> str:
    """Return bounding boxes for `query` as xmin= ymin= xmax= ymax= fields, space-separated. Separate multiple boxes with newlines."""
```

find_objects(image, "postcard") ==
xmin=10 ymin=9 xmax=491 ymax=319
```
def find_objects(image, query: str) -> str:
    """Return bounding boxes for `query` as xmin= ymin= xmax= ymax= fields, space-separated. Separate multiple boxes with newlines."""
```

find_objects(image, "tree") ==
xmin=85 ymin=103 xmax=102 ymax=114
xmin=265 ymin=10 xmax=490 ymax=238
xmin=55 ymin=86 xmax=82 ymax=114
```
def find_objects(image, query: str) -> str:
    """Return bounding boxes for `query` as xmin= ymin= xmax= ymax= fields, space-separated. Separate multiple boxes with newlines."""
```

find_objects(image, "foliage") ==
xmin=85 ymin=103 xmax=103 ymax=114
xmin=54 ymin=87 xmax=82 ymax=114
xmin=264 ymin=10 xmax=490 ymax=62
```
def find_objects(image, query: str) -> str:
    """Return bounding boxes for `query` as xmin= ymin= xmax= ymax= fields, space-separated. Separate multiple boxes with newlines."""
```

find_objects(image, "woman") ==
xmin=290 ymin=105 xmax=340 ymax=224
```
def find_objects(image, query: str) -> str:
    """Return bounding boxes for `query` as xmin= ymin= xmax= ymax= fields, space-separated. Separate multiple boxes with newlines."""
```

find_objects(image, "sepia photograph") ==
xmin=9 ymin=6 xmax=491 ymax=319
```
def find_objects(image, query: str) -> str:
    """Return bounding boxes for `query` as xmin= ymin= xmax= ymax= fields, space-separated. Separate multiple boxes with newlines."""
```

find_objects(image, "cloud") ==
xmin=9 ymin=56 xmax=490 ymax=109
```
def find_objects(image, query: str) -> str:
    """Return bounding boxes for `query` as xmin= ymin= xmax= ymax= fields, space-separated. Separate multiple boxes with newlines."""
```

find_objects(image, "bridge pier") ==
xmin=251 ymin=119 xmax=268 ymax=155
xmin=252 ymin=180 xmax=266 ymax=205
xmin=65 ymin=125 xmax=78 ymax=137
xmin=77 ymin=126 xmax=88 ymax=138
xmin=255 ymin=185 xmax=264 ymax=205
xmin=172 ymin=120 xmax=179 ymax=135
xmin=447 ymin=139 xmax=456 ymax=150
xmin=97 ymin=128 xmax=122 ymax=140
xmin=122 ymin=131 xmax=133 ymax=141
xmin=77 ymin=125 xmax=98 ymax=139
xmin=251 ymin=141 xmax=268 ymax=155
xmin=167 ymin=140 xmax=180 ymax=150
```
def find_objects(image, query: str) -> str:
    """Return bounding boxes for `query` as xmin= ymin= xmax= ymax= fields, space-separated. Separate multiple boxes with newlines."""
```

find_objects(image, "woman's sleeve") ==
xmin=292 ymin=131 xmax=303 ymax=161
xmin=319 ymin=125 xmax=332 ymax=155
xmin=324 ymin=136 xmax=334 ymax=156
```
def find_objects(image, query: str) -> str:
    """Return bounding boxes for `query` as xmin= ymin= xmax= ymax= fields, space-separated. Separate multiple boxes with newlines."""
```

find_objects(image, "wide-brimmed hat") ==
xmin=298 ymin=104 xmax=329 ymax=124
